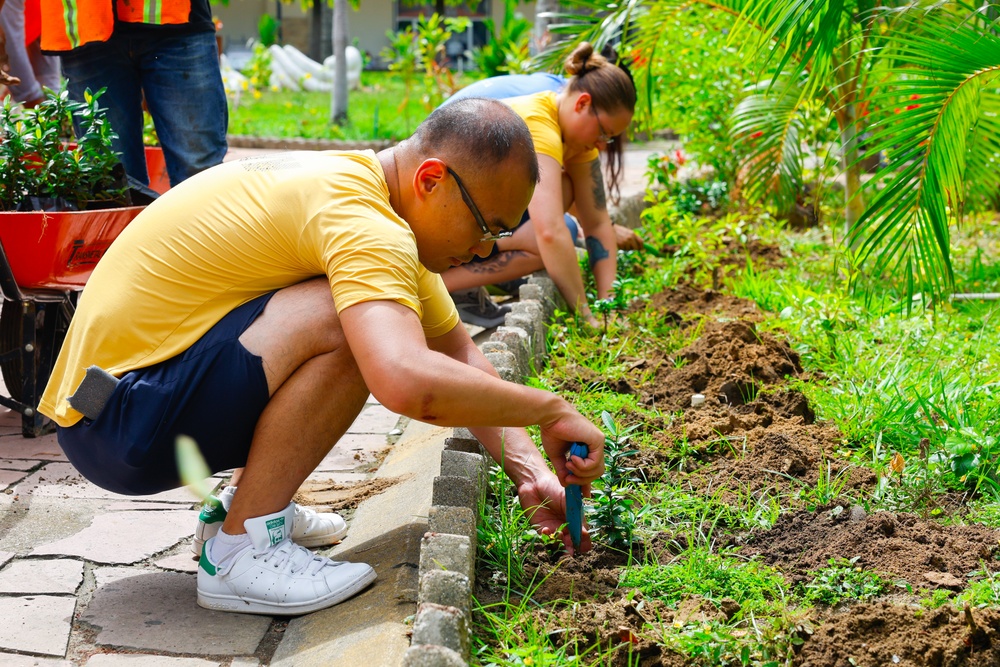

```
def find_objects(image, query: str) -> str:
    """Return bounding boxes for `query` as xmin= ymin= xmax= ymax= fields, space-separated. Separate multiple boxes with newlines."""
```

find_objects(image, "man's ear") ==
xmin=412 ymin=158 xmax=447 ymax=202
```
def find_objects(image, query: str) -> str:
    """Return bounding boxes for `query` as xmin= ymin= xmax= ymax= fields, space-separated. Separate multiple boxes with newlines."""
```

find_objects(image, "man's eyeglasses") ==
xmin=590 ymin=104 xmax=616 ymax=146
xmin=446 ymin=166 xmax=513 ymax=243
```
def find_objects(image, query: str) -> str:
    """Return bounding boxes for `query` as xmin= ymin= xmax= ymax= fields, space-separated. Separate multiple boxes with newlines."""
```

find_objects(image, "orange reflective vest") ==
xmin=41 ymin=0 xmax=194 ymax=52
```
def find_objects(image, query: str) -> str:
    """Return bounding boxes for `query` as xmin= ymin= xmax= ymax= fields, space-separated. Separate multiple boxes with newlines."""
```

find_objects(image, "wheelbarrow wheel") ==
xmin=0 ymin=299 xmax=70 ymax=404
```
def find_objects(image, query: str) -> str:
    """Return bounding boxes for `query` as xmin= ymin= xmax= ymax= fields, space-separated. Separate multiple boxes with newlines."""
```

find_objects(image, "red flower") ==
xmin=749 ymin=130 xmax=764 ymax=139
xmin=906 ymin=104 xmax=920 ymax=110
xmin=909 ymin=94 xmax=920 ymax=101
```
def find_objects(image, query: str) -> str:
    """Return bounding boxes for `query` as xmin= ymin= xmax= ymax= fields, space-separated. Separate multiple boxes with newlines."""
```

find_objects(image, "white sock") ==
xmin=210 ymin=528 xmax=252 ymax=566
xmin=218 ymin=485 xmax=237 ymax=512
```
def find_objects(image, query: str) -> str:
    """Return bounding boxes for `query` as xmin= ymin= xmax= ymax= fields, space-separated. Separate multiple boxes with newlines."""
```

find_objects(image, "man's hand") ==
xmin=613 ymin=224 xmax=644 ymax=251
xmin=517 ymin=472 xmax=592 ymax=555
xmin=0 ymin=21 xmax=21 ymax=87
xmin=537 ymin=411 xmax=605 ymax=486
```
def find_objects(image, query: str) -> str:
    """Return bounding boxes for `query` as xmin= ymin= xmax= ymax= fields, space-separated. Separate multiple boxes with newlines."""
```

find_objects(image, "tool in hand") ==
xmin=565 ymin=441 xmax=589 ymax=551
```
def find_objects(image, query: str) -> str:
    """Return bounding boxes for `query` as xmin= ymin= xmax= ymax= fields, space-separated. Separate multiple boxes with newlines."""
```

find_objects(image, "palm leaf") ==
xmin=851 ymin=7 xmax=1000 ymax=299
xmin=730 ymin=75 xmax=809 ymax=206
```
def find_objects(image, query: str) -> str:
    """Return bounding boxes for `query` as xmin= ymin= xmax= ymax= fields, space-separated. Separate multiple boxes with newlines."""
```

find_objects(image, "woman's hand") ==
xmin=613 ymin=224 xmax=644 ymax=251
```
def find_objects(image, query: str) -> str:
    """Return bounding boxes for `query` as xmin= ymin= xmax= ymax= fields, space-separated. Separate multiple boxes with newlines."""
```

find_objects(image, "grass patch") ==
xmin=227 ymin=71 xmax=480 ymax=141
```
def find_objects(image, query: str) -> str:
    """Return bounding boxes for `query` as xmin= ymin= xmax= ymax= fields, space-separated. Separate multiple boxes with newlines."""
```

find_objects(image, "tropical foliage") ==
xmin=534 ymin=0 xmax=1000 ymax=302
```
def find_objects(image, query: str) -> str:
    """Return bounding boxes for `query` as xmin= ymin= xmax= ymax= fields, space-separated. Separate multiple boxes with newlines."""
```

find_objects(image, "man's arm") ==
xmin=339 ymin=301 xmax=606 ymax=551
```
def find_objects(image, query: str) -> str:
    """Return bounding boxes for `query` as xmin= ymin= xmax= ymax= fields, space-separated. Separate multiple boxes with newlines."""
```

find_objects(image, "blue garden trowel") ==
xmin=565 ymin=441 xmax=589 ymax=551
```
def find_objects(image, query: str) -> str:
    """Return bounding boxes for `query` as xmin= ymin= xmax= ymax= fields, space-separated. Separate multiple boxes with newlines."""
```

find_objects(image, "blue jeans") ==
xmin=60 ymin=30 xmax=228 ymax=187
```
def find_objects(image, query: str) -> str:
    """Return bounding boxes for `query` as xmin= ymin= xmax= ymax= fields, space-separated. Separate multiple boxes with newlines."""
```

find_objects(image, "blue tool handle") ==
xmin=565 ymin=441 xmax=589 ymax=550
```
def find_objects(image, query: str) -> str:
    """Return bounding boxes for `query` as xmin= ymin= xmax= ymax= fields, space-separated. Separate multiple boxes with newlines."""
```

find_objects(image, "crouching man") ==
xmin=38 ymin=97 xmax=606 ymax=616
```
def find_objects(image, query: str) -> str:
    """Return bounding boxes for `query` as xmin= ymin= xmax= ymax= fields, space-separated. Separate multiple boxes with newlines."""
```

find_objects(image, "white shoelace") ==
xmin=254 ymin=540 xmax=338 ymax=577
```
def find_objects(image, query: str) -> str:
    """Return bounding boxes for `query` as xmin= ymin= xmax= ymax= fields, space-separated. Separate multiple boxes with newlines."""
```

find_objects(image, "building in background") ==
xmin=212 ymin=0 xmax=536 ymax=70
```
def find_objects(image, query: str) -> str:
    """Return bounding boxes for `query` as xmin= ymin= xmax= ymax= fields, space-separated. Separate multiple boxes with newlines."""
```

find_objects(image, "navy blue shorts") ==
xmin=58 ymin=292 xmax=274 ymax=495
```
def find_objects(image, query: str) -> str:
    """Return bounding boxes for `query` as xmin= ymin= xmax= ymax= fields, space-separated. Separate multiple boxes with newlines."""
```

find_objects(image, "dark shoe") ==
xmin=451 ymin=287 xmax=511 ymax=328
xmin=491 ymin=277 xmax=528 ymax=296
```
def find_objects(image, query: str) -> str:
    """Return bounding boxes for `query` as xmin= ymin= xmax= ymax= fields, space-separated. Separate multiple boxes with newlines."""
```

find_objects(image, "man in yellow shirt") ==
xmin=39 ymin=98 xmax=606 ymax=615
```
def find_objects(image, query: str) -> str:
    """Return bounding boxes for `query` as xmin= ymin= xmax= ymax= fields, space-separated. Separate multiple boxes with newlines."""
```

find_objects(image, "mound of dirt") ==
xmin=796 ymin=602 xmax=1000 ymax=667
xmin=744 ymin=507 xmax=1000 ymax=587
xmin=642 ymin=319 xmax=802 ymax=412
xmin=641 ymin=286 xmax=764 ymax=321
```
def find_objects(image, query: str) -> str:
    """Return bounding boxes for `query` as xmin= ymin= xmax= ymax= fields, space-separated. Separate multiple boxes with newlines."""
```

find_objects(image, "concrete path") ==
xmin=0 ymin=140 xmax=663 ymax=666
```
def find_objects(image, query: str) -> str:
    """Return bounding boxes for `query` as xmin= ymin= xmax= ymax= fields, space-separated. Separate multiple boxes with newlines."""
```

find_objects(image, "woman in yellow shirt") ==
xmin=442 ymin=42 xmax=636 ymax=329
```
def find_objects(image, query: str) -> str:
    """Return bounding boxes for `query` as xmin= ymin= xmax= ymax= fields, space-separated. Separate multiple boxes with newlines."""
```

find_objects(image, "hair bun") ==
xmin=564 ymin=42 xmax=606 ymax=77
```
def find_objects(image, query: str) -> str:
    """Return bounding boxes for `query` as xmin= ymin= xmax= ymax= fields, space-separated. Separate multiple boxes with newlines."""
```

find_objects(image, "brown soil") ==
xmin=744 ymin=507 xmax=1000 ymax=587
xmin=484 ymin=247 xmax=1000 ymax=664
xmin=294 ymin=476 xmax=405 ymax=512
xmin=797 ymin=603 xmax=1000 ymax=667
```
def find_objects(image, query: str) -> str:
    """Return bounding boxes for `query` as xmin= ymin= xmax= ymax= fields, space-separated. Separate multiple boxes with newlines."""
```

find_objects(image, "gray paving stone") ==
xmin=0 ymin=468 xmax=31 ymax=487
xmin=347 ymin=404 xmax=401 ymax=434
xmin=0 ymin=550 xmax=13 ymax=567
xmin=19 ymin=463 xmax=195 ymax=503
xmin=31 ymin=510 xmax=198 ymax=564
xmin=419 ymin=533 xmax=474 ymax=584
xmin=0 ymin=557 xmax=84 ymax=593
xmin=84 ymin=568 xmax=270 ymax=655
xmin=153 ymin=551 xmax=199 ymax=573
xmin=0 ymin=407 xmax=20 ymax=425
xmin=412 ymin=602 xmax=470 ymax=660
xmin=313 ymin=432 xmax=389 ymax=472
xmin=418 ymin=569 xmax=471 ymax=619
xmin=85 ymin=656 xmax=222 ymax=666
xmin=229 ymin=658 xmax=262 ymax=667
xmin=427 ymin=506 xmax=476 ymax=547
xmin=104 ymin=502 xmax=197 ymax=512
xmin=0 ymin=653 xmax=72 ymax=666
xmin=0 ymin=431 xmax=67 ymax=461
xmin=439 ymin=449 xmax=485 ymax=485
xmin=0 ymin=496 xmax=101 ymax=554
xmin=0 ymin=458 xmax=37 ymax=469
xmin=431 ymin=476 xmax=476 ymax=512
xmin=402 ymin=644 xmax=466 ymax=667
xmin=302 ymin=471 xmax=369 ymax=485
xmin=272 ymin=420 xmax=448 ymax=667
xmin=0 ymin=594 xmax=76 ymax=656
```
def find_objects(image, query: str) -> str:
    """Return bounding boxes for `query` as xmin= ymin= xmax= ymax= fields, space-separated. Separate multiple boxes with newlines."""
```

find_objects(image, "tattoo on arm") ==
xmin=589 ymin=160 xmax=607 ymax=210
xmin=464 ymin=250 xmax=529 ymax=275
xmin=585 ymin=236 xmax=610 ymax=269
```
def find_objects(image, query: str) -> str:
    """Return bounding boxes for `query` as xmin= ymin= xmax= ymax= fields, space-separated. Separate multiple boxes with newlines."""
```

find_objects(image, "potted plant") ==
xmin=0 ymin=87 xmax=149 ymax=436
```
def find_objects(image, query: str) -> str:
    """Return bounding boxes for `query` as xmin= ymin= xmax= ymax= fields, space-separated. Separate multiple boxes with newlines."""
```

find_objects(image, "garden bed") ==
xmin=473 ymin=206 xmax=1000 ymax=666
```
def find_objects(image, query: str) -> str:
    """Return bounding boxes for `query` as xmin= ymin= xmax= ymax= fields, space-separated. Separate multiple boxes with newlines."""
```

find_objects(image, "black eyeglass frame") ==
xmin=589 ymin=104 xmax=616 ymax=146
xmin=446 ymin=166 xmax=514 ymax=243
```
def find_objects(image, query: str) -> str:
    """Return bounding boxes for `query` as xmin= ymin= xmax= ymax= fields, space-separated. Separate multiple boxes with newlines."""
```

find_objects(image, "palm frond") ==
xmin=730 ymin=76 xmax=809 ymax=206
xmin=851 ymin=7 xmax=1000 ymax=298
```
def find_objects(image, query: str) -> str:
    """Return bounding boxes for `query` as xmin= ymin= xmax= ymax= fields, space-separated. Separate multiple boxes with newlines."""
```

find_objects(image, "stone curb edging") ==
xmin=402 ymin=193 xmax=650 ymax=666
xmin=403 ymin=276 xmax=560 ymax=666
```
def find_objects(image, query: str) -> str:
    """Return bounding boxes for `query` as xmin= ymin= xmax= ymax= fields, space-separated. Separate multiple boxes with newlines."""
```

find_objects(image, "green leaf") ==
xmin=175 ymin=435 xmax=215 ymax=501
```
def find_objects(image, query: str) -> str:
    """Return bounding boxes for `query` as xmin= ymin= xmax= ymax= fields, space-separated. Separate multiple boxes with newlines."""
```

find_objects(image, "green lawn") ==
xmin=227 ymin=71 xmax=482 ymax=142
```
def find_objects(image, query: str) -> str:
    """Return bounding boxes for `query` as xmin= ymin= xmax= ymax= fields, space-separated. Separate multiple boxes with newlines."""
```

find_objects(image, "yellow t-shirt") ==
xmin=39 ymin=150 xmax=459 ymax=427
xmin=504 ymin=91 xmax=599 ymax=167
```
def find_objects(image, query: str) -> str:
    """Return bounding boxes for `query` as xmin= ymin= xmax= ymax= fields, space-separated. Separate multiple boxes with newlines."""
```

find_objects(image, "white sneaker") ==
xmin=192 ymin=486 xmax=348 ymax=556
xmin=197 ymin=503 xmax=376 ymax=615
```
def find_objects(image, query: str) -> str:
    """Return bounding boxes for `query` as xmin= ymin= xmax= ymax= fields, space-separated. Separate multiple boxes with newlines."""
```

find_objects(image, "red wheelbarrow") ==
xmin=0 ymin=205 xmax=145 ymax=436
